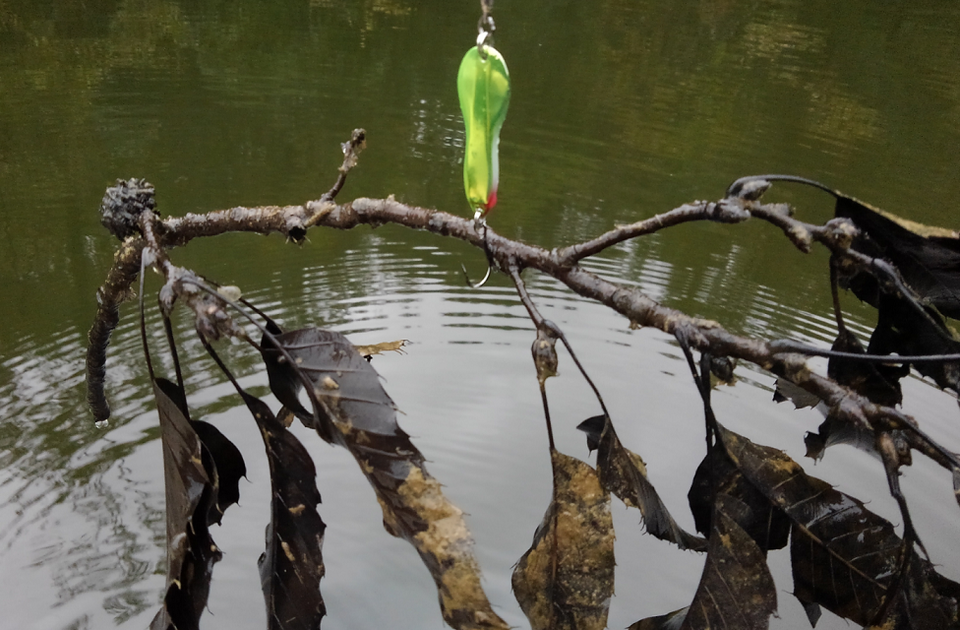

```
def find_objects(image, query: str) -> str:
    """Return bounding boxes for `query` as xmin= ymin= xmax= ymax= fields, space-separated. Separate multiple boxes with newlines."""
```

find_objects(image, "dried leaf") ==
xmin=631 ymin=498 xmax=778 ymax=630
xmin=192 ymin=420 xmax=246 ymax=525
xmin=262 ymin=327 xmax=507 ymax=630
xmin=239 ymin=391 xmax=326 ymax=630
xmin=150 ymin=378 xmax=245 ymax=525
xmin=531 ymin=326 xmax=559 ymax=385
xmin=578 ymin=415 xmax=705 ymax=552
xmin=717 ymin=424 xmax=896 ymax=624
xmin=771 ymin=378 xmax=821 ymax=410
xmin=777 ymin=333 xmax=904 ymax=460
xmin=802 ymin=414 xmax=877 ymax=461
xmin=680 ymin=494 xmax=776 ymax=630
xmin=708 ymin=356 xmax=737 ymax=385
xmin=852 ymin=549 xmax=960 ymax=630
xmin=827 ymin=328 xmax=902 ymax=407
xmin=835 ymin=194 xmax=960 ymax=319
xmin=149 ymin=378 xmax=222 ymax=630
xmin=826 ymin=192 xmax=960 ymax=393
xmin=512 ymin=450 xmax=615 ymax=630
xmin=260 ymin=325 xmax=335 ymax=442
xmin=954 ymin=467 xmax=960 ymax=509
xmin=353 ymin=339 xmax=409 ymax=357
xmin=628 ymin=607 xmax=688 ymax=630
xmin=867 ymin=293 xmax=960 ymax=393
xmin=715 ymin=424 xmax=960 ymax=626
xmin=740 ymin=179 xmax=960 ymax=392
xmin=687 ymin=435 xmax=790 ymax=553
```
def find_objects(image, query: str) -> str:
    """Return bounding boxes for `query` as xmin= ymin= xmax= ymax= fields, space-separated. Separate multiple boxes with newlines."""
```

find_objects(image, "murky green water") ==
xmin=1 ymin=1 xmax=959 ymax=629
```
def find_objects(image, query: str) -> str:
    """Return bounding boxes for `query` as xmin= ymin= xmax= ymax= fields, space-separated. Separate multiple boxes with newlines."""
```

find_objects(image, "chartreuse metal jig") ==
xmin=457 ymin=2 xmax=509 ymax=288
xmin=457 ymin=13 xmax=510 ymax=222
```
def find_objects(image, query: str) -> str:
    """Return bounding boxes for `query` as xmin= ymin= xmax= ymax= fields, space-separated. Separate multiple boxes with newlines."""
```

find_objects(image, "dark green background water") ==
xmin=1 ymin=1 xmax=959 ymax=629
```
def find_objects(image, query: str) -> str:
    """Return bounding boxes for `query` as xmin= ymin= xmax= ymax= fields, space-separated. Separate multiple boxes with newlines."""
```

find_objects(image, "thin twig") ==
xmin=138 ymin=251 xmax=155 ymax=385
xmin=508 ymin=263 xmax=611 ymax=420
xmin=555 ymin=199 xmax=750 ymax=266
xmin=322 ymin=128 xmax=366 ymax=203
xmin=507 ymin=262 xmax=542 ymax=326
xmin=830 ymin=255 xmax=848 ymax=337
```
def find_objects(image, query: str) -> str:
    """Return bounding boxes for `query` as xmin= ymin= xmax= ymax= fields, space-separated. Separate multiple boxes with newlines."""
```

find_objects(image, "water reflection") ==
xmin=0 ymin=324 xmax=164 ymax=629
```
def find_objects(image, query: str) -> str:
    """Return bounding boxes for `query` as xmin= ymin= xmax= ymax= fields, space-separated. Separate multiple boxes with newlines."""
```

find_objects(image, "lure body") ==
xmin=457 ymin=45 xmax=510 ymax=218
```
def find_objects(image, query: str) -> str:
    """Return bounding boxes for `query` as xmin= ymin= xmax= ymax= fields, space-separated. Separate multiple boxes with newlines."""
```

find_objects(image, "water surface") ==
xmin=1 ymin=2 xmax=959 ymax=629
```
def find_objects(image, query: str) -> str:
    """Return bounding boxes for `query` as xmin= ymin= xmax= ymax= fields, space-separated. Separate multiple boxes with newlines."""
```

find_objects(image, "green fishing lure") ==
xmin=457 ymin=44 xmax=510 ymax=219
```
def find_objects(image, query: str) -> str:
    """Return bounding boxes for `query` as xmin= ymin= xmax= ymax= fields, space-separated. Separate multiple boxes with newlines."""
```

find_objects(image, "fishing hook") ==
xmin=461 ymin=217 xmax=494 ymax=288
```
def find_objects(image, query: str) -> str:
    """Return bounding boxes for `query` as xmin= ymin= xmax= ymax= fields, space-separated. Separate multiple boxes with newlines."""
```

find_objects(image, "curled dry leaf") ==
xmin=868 ymin=294 xmax=960 ymax=393
xmin=531 ymin=326 xmax=559 ymax=385
xmin=192 ymin=419 xmax=246 ymax=525
xmin=772 ymin=378 xmax=821 ymax=410
xmin=149 ymin=378 xmax=223 ymax=630
xmin=834 ymin=194 xmax=960 ymax=320
xmin=774 ymin=350 xmax=896 ymax=462
xmin=239 ymin=391 xmax=326 ymax=630
xmin=828 ymin=193 xmax=960 ymax=393
xmin=262 ymin=327 xmax=507 ymax=630
xmin=512 ymin=449 xmax=615 ymax=630
xmin=802 ymin=414 xmax=878 ymax=462
xmin=578 ymin=415 xmax=706 ymax=552
xmin=778 ymin=328 xmax=905 ymax=462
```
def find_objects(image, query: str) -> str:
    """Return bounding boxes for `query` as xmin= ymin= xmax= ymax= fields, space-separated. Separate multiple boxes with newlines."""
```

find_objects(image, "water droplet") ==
xmin=95 ymin=419 xmax=109 ymax=429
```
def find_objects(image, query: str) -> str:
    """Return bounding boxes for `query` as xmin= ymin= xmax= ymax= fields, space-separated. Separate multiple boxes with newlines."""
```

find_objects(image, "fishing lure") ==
xmin=457 ymin=42 xmax=510 ymax=220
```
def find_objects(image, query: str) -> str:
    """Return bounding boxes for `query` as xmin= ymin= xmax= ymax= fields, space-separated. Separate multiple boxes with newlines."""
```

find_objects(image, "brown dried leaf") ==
xmin=677 ymin=494 xmax=777 ymax=630
xmin=531 ymin=327 xmax=559 ymax=385
xmin=865 ymin=553 xmax=960 ymax=629
xmin=716 ymin=424 xmax=960 ymax=626
xmin=512 ymin=450 xmax=615 ymax=630
xmin=868 ymin=294 xmax=960 ymax=393
xmin=353 ymin=339 xmax=409 ymax=357
xmin=827 ymin=328 xmax=903 ymax=407
xmin=772 ymin=378 xmax=821 ymax=410
xmin=578 ymin=415 xmax=705 ymax=552
xmin=262 ymin=327 xmax=507 ymax=630
xmin=802 ymin=414 xmax=878 ymax=461
xmin=192 ymin=419 xmax=246 ymax=525
xmin=381 ymin=464 xmax=507 ymax=630
xmin=834 ymin=194 xmax=960 ymax=319
xmin=240 ymin=391 xmax=326 ymax=630
xmin=687 ymin=435 xmax=791 ymax=553
xmin=149 ymin=378 xmax=222 ymax=630
xmin=827 ymin=193 xmax=960 ymax=392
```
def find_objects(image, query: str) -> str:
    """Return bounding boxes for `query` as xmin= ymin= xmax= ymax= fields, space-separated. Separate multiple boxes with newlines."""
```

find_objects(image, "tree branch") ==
xmin=555 ymin=198 xmax=751 ymax=265
xmin=85 ymin=137 xmax=960 ymax=483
